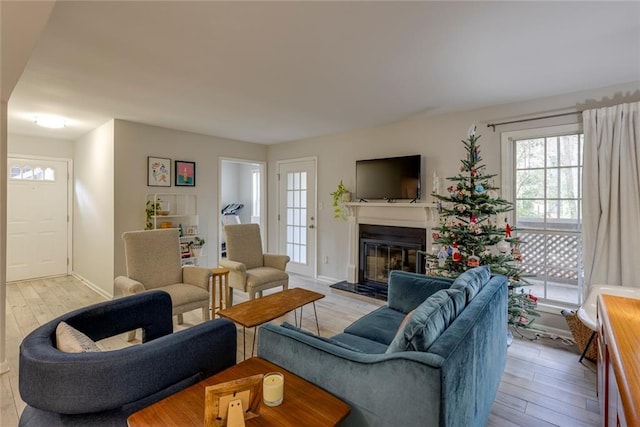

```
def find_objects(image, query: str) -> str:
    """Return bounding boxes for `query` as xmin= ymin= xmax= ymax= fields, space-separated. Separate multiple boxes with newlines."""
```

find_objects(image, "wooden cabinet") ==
xmin=146 ymin=193 xmax=203 ymax=266
xmin=597 ymin=294 xmax=640 ymax=427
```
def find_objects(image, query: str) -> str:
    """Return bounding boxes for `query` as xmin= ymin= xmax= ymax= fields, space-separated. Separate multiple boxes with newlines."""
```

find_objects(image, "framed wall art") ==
xmin=175 ymin=160 xmax=196 ymax=187
xmin=147 ymin=156 xmax=171 ymax=187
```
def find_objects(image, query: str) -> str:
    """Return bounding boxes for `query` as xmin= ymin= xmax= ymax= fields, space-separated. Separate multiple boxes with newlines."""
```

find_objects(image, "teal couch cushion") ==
xmin=343 ymin=306 xmax=406 ymax=345
xmin=280 ymin=323 xmax=363 ymax=352
xmin=387 ymin=271 xmax=454 ymax=313
xmin=385 ymin=288 xmax=466 ymax=353
xmin=331 ymin=333 xmax=389 ymax=353
xmin=450 ymin=265 xmax=492 ymax=303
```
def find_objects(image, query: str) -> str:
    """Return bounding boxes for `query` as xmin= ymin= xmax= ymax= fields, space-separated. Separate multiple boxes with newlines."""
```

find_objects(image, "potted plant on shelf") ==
xmin=145 ymin=199 xmax=162 ymax=230
xmin=189 ymin=237 xmax=205 ymax=257
xmin=330 ymin=180 xmax=351 ymax=220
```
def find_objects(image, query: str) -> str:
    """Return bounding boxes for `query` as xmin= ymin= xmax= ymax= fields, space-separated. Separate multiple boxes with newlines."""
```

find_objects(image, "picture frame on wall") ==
xmin=175 ymin=160 xmax=196 ymax=187
xmin=147 ymin=156 xmax=171 ymax=187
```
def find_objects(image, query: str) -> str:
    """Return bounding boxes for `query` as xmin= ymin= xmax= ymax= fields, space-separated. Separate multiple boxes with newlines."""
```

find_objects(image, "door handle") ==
xmin=309 ymin=225 xmax=315 ymax=229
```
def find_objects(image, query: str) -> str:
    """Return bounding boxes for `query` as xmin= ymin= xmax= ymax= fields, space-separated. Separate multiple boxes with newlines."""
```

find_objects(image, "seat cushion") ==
xmin=331 ymin=333 xmax=389 ymax=354
xmin=159 ymin=283 xmax=210 ymax=307
xmin=246 ymin=267 xmax=288 ymax=288
xmin=385 ymin=289 xmax=466 ymax=353
xmin=344 ymin=306 xmax=406 ymax=345
xmin=280 ymin=323 xmax=364 ymax=353
xmin=450 ymin=265 xmax=492 ymax=303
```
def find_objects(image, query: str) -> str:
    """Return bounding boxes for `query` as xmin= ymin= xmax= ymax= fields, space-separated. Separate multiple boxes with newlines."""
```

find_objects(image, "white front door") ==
xmin=278 ymin=159 xmax=316 ymax=277
xmin=7 ymin=158 xmax=70 ymax=281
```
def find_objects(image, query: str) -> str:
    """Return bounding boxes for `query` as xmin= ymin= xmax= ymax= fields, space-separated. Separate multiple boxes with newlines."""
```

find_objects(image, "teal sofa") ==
xmin=257 ymin=266 xmax=508 ymax=427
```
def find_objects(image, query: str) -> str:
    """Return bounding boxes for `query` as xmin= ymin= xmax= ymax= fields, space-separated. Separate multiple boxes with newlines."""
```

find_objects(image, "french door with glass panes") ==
xmin=278 ymin=159 xmax=316 ymax=277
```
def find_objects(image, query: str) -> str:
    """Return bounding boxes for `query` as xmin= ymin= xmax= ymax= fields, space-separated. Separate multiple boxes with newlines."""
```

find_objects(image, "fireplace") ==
xmin=329 ymin=202 xmax=437 ymax=300
xmin=358 ymin=224 xmax=426 ymax=291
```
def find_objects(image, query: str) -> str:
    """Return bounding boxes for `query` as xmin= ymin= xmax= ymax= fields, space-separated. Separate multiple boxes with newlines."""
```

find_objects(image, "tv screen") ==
xmin=356 ymin=155 xmax=421 ymax=200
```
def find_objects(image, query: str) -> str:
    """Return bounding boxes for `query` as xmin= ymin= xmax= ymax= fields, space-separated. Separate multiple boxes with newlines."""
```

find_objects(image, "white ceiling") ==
xmin=7 ymin=1 xmax=640 ymax=144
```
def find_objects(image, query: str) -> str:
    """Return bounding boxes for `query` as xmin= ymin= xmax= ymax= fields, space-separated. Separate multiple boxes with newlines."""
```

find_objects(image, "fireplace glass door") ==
xmin=362 ymin=240 xmax=421 ymax=285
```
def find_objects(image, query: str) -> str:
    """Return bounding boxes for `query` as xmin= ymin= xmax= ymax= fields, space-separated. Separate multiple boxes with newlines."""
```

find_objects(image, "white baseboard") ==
xmin=316 ymin=275 xmax=341 ymax=284
xmin=71 ymin=273 xmax=113 ymax=300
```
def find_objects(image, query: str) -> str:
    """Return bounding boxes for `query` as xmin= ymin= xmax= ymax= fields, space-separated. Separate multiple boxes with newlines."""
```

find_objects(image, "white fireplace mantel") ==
xmin=345 ymin=202 xmax=439 ymax=283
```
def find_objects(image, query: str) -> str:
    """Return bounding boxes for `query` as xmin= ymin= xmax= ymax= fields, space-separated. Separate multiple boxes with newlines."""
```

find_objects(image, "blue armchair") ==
xmin=19 ymin=291 xmax=237 ymax=426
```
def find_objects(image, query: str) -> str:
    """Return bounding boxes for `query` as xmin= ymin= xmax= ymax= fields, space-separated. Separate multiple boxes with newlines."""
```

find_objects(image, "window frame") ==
xmin=501 ymin=123 xmax=583 ymax=309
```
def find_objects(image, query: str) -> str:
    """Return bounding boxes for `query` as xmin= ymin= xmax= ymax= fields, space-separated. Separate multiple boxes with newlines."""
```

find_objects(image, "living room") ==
xmin=2 ymin=1 xmax=639 ymax=426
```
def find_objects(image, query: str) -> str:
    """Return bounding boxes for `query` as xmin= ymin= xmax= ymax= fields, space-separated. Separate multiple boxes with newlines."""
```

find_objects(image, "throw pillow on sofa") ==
xmin=450 ymin=265 xmax=491 ymax=303
xmin=385 ymin=289 xmax=466 ymax=353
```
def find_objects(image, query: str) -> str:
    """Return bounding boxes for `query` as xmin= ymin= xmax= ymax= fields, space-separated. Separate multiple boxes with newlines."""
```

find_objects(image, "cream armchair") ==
xmin=115 ymin=229 xmax=211 ymax=340
xmin=219 ymin=223 xmax=290 ymax=305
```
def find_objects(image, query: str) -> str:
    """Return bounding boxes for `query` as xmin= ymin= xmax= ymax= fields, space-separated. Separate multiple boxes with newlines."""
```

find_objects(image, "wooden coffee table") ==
xmin=127 ymin=357 xmax=350 ymax=427
xmin=217 ymin=288 xmax=324 ymax=358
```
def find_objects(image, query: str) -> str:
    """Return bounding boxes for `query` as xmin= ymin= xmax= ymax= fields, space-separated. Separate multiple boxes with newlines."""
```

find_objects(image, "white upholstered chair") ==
xmin=115 ymin=229 xmax=212 ymax=340
xmin=576 ymin=284 xmax=640 ymax=362
xmin=219 ymin=223 xmax=290 ymax=305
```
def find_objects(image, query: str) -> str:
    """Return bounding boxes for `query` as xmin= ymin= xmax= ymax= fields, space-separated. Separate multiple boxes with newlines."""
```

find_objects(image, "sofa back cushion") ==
xmin=385 ymin=288 xmax=466 ymax=353
xmin=450 ymin=266 xmax=492 ymax=304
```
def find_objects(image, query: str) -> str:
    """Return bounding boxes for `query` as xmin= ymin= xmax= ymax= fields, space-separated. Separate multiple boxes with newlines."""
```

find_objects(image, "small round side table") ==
xmin=211 ymin=267 xmax=230 ymax=315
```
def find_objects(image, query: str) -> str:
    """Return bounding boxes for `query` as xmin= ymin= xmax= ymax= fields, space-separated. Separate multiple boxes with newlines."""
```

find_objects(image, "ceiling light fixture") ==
xmin=34 ymin=115 xmax=66 ymax=129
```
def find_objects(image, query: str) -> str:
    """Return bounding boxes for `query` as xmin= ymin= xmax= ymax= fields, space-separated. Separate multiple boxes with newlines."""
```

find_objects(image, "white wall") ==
xmin=113 ymin=120 xmax=267 ymax=281
xmin=266 ymin=81 xmax=640 ymax=333
xmin=73 ymin=120 xmax=115 ymax=296
xmin=8 ymin=133 xmax=74 ymax=158
xmin=268 ymin=81 xmax=640 ymax=281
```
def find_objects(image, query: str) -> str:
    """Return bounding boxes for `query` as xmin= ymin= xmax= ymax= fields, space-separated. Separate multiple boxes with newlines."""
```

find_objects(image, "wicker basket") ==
xmin=563 ymin=309 xmax=598 ymax=361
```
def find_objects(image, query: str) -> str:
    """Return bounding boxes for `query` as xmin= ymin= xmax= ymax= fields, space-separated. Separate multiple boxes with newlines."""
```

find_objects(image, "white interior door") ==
xmin=278 ymin=159 xmax=316 ymax=277
xmin=7 ymin=157 xmax=70 ymax=281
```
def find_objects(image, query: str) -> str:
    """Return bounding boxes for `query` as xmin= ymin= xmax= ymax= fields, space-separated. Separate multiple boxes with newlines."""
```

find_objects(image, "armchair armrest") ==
xmin=219 ymin=259 xmax=246 ymax=272
xmin=114 ymin=275 xmax=146 ymax=295
xmin=182 ymin=266 xmax=212 ymax=290
xmin=219 ymin=259 xmax=247 ymax=290
xmin=263 ymin=253 xmax=290 ymax=270
xmin=69 ymin=291 xmax=174 ymax=343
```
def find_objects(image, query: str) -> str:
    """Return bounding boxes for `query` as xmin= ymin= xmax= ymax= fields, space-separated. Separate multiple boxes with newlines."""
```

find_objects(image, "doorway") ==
xmin=277 ymin=158 xmax=317 ymax=277
xmin=6 ymin=157 xmax=71 ymax=281
xmin=219 ymin=159 xmax=266 ymax=259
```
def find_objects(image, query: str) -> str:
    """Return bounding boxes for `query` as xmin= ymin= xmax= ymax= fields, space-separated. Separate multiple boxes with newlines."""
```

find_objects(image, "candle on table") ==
xmin=263 ymin=372 xmax=284 ymax=407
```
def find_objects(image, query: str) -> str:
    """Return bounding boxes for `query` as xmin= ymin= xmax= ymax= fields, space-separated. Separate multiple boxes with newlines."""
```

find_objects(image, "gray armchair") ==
xmin=115 ymin=229 xmax=211 ymax=340
xmin=219 ymin=223 xmax=289 ymax=305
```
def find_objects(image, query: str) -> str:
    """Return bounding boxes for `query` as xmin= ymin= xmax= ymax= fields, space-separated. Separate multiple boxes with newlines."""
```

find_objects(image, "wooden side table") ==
xmin=211 ymin=267 xmax=230 ymax=316
xmin=127 ymin=357 xmax=350 ymax=426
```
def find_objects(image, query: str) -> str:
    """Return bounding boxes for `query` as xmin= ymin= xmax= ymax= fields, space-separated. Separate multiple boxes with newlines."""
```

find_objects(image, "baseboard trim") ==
xmin=316 ymin=275 xmax=340 ymax=284
xmin=71 ymin=272 xmax=113 ymax=300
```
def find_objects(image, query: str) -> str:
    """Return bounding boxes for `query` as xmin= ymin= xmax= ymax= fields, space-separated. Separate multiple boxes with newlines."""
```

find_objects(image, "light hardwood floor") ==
xmin=1 ymin=274 xmax=599 ymax=427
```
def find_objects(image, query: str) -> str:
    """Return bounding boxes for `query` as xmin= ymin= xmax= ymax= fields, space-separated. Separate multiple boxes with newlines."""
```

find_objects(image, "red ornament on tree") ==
xmin=452 ymin=242 xmax=462 ymax=263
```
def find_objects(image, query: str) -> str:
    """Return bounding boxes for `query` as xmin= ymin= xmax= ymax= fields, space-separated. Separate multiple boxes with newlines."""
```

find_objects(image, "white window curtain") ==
xmin=582 ymin=102 xmax=640 ymax=291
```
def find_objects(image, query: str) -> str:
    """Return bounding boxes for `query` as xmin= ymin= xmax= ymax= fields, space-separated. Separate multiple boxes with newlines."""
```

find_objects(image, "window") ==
xmin=8 ymin=164 xmax=56 ymax=181
xmin=285 ymin=171 xmax=307 ymax=264
xmin=251 ymin=169 xmax=260 ymax=218
xmin=502 ymin=124 xmax=583 ymax=306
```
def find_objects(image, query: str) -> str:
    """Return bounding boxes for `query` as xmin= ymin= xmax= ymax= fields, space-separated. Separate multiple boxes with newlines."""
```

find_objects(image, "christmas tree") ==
xmin=426 ymin=125 xmax=540 ymax=331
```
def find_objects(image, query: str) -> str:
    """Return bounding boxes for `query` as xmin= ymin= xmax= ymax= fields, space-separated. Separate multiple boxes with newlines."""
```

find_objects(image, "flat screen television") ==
xmin=355 ymin=155 xmax=421 ymax=201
